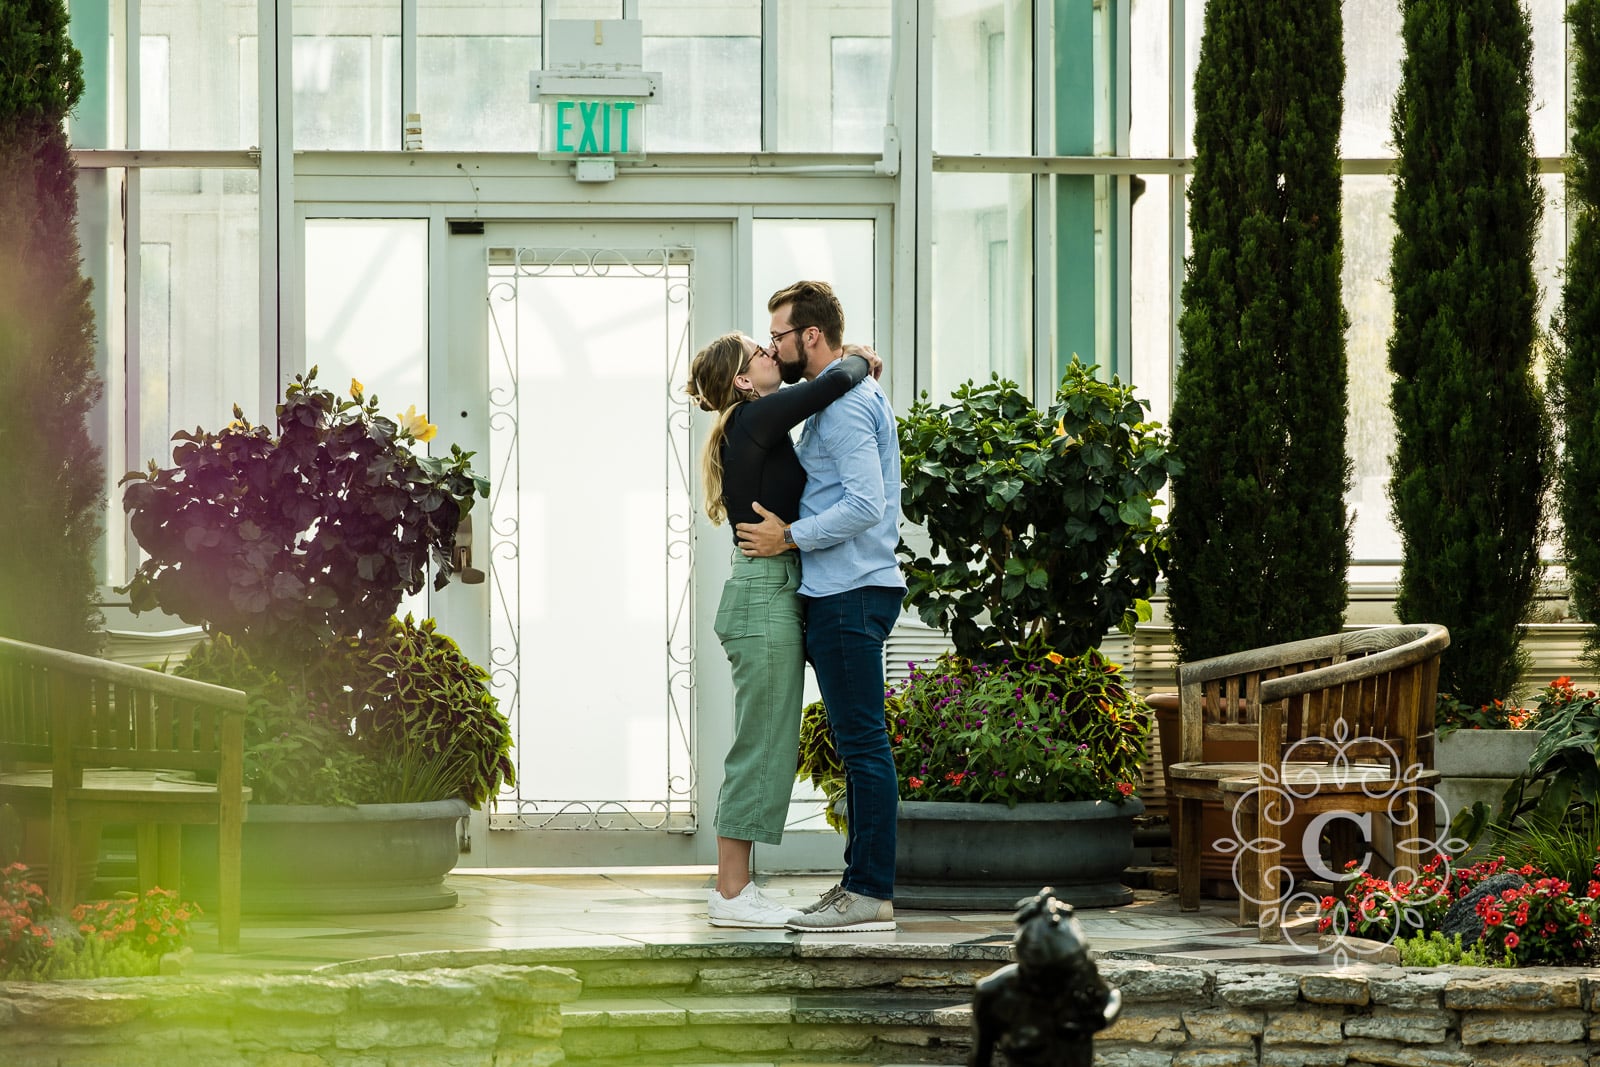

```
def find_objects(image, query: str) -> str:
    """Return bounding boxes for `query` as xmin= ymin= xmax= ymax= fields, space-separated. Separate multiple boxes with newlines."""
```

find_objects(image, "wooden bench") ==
xmin=0 ymin=637 xmax=250 ymax=951
xmin=1166 ymin=624 xmax=1449 ymax=941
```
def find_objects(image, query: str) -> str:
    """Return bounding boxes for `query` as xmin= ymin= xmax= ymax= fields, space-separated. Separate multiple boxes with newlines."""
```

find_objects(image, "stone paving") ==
xmin=177 ymin=868 xmax=1330 ymax=977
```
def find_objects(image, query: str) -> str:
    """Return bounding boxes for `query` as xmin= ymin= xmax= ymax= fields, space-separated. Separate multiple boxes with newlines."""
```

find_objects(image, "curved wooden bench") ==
xmin=1166 ymin=624 xmax=1450 ymax=941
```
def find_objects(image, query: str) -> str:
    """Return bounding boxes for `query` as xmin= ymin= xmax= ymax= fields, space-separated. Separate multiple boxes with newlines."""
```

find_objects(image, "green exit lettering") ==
xmin=554 ymin=100 xmax=638 ymax=154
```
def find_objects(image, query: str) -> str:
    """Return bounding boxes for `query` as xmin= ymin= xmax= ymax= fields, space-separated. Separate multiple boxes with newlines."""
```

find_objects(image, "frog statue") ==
xmin=969 ymin=887 xmax=1122 ymax=1067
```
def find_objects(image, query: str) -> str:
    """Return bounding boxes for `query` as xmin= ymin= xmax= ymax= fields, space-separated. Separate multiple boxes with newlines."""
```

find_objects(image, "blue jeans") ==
xmin=803 ymin=584 xmax=904 ymax=901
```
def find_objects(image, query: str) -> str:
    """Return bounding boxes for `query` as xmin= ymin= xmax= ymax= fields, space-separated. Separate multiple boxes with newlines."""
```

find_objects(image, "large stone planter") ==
xmin=1434 ymin=729 xmax=1545 ymax=854
xmin=182 ymin=799 xmax=469 ymax=915
xmin=893 ymin=798 xmax=1144 ymax=910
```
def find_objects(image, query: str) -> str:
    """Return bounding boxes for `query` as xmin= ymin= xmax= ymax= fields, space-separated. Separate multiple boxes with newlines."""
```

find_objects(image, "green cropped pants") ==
xmin=712 ymin=551 xmax=805 ymax=845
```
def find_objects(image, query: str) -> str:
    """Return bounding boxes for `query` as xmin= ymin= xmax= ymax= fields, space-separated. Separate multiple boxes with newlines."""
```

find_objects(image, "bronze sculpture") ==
xmin=969 ymin=887 xmax=1122 ymax=1066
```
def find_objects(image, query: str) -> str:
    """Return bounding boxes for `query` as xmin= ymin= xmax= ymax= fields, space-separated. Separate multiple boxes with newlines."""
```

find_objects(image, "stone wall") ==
xmin=7 ymin=955 xmax=1600 ymax=1065
xmin=1 ymin=963 xmax=580 ymax=1067
xmin=1097 ymin=960 xmax=1600 ymax=1067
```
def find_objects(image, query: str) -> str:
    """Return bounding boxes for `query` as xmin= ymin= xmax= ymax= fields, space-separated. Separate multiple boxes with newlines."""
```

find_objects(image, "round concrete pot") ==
xmin=894 ymin=797 xmax=1144 ymax=910
xmin=182 ymin=799 xmax=470 ymax=915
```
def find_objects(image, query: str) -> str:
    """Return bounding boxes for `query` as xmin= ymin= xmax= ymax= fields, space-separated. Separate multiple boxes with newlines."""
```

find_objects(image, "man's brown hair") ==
xmin=768 ymin=280 xmax=844 ymax=348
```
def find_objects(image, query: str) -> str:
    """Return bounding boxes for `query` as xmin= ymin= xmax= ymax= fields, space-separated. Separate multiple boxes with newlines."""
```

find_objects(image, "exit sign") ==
xmin=549 ymin=99 xmax=642 ymax=155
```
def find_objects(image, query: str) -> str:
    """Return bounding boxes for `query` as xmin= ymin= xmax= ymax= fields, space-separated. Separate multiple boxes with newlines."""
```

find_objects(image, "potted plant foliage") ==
xmin=118 ymin=370 xmax=511 ymax=913
xmin=799 ymin=360 xmax=1176 ymax=908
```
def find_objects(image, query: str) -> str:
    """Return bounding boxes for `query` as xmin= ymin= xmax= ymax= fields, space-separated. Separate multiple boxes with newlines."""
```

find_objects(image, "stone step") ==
xmin=561 ymin=990 xmax=973 ymax=1066
xmin=326 ymin=941 xmax=1012 ymax=998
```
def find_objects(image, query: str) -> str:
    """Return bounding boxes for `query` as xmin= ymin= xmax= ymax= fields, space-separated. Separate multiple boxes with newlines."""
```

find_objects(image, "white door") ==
xmin=438 ymin=220 xmax=733 ymax=867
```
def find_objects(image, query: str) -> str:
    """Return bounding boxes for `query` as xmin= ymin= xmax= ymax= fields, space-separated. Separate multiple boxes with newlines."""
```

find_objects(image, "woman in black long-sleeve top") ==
xmin=686 ymin=332 xmax=870 ymax=928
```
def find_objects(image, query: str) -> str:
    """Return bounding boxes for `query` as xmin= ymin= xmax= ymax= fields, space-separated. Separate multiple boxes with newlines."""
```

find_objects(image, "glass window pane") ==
xmin=139 ymin=36 xmax=170 ymax=148
xmin=136 ymin=167 xmax=261 ymax=493
xmin=293 ymin=1 xmax=400 ymax=149
xmin=644 ymin=36 xmax=760 ymax=151
xmin=1536 ymin=172 xmax=1566 ymax=367
xmin=751 ymin=220 xmax=876 ymax=347
xmin=304 ymin=219 xmax=430 ymax=619
xmin=1342 ymin=0 xmax=1403 ymax=158
xmin=1529 ymin=0 xmax=1568 ymax=158
xmin=418 ymin=36 xmax=540 ymax=151
xmin=771 ymin=0 xmax=892 ymax=152
xmin=417 ymin=1 xmax=541 ymax=151
xmin=831 ymin=37 xmax=891 ymax=152
xmin=934 ymin=0 xmax=1032 ymax=154
xmin=1128 ymin=0 xmax=1171 ymax=158
xmin=69 ymin=0 xmax=126 ymax=148
xmin=1184 ymin=0 xmax=1203 ymax=155
xmin=142 ymin=1 xmax=258 ymax=148
xmin=1129 ymin=173 xmax=1173 ymax=424
xmin=304 ymin=219 xmax=429 ymax=425
xmin=1341 ymin=174 xmax=1398 ymax=564
xmin=77 ymin=168 xmax=127 ymax=578
xmin=931 ymin=173 xmax=1033 ymax=402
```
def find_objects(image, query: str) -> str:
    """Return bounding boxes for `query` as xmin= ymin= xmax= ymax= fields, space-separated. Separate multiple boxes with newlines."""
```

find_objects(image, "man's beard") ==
xmin=778 ymin=355 xmax=806 ymax=385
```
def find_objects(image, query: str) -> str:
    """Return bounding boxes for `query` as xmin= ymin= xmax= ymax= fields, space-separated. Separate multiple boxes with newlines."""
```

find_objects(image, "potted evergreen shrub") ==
xmin=799 ymin=361 xmax=1176 ymax=908
xmin=118 ymin=371 xmax=511 ymax=913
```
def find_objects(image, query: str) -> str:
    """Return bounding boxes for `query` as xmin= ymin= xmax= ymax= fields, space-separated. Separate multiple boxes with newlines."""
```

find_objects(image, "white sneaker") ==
xmin=707 ymin=883 xmax=803 ymax=928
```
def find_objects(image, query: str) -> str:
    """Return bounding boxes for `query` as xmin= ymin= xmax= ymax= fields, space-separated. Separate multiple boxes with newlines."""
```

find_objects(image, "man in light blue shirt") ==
xmin=736 ymin=280 xmax=906 ymax=933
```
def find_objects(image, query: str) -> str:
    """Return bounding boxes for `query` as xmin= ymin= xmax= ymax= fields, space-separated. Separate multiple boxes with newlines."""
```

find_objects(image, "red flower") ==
xmin=908 ymin=776 xmax=924 ymax=789
xmin=1504 ymin=932 xmax=1520 ymax=949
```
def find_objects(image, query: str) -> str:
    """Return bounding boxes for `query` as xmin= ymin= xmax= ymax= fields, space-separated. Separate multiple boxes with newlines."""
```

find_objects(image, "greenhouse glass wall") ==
xmin=69 ymin=0 xmax=1577 ymax=869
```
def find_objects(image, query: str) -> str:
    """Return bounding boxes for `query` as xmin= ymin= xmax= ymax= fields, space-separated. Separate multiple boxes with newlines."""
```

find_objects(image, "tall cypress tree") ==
xmin=1554 ymin=0 xmax=1600 ymax=654
xmin=1387 ymin=0 xmax=1549 ymax=706
xmin=0 ymin=0 xmax=104 ymax=652
xmin=1168 ymin=1 xmax=1351 ymax=662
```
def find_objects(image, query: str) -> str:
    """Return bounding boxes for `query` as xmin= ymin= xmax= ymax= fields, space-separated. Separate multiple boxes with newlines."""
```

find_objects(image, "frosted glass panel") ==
xmin=1528 ymin=0 xmax=1568 ymax=157
xmin=930 ymin=173 xmax=1033 ymax=402
xmin=136 ymin=169 xmax=261 ymax=467
xmin=771 ymin=0 xmax=892 ymax=151
xmin=644 ymin=37 xmax=760 ymax=152
xmin=488 ymin=254 xmax=691 ymax=807
xmin=1343 ymin=0 xmax=1403 ymax=157
xmin=831 ymin=37 xmax=892 ymax=153
xmin=304 ymin=220 xmax=428 ymax=421
xmin=142 ymin=0 xmax=258 ymax=148
xmin=933 ymin=0 xmax=1031 ymax=154
xmin=751 ymin=220 xmax=876 ymax=349
xmin=1129 ymin=174 xmax=1173 ymax=424
xmin=1341 ymin=175 xmax=1399 ymax=564
xmin=304 ymin=219 xmax=430 ymax=621
xmin=293 ymin=35 xmax=401 ymax=149
xmin=1128 ymin=0 xmax=1171 ymax=158
xmin=419 ymin=36 xmax=540 ymax=151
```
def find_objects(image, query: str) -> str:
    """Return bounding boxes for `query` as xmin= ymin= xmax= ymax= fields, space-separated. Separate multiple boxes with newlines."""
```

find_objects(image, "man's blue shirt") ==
xmin=789 ymin=362 xmax=905 ymax=598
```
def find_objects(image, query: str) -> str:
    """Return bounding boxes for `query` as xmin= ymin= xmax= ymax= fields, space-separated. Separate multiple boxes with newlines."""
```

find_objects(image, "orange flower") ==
xmin=908 ymin=776 xmax=925 ymax=789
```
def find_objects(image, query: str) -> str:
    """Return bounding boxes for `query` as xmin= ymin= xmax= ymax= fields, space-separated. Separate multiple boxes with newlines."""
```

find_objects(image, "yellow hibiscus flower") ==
xmin=397 ymin=404 xmax=438 ymax=443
